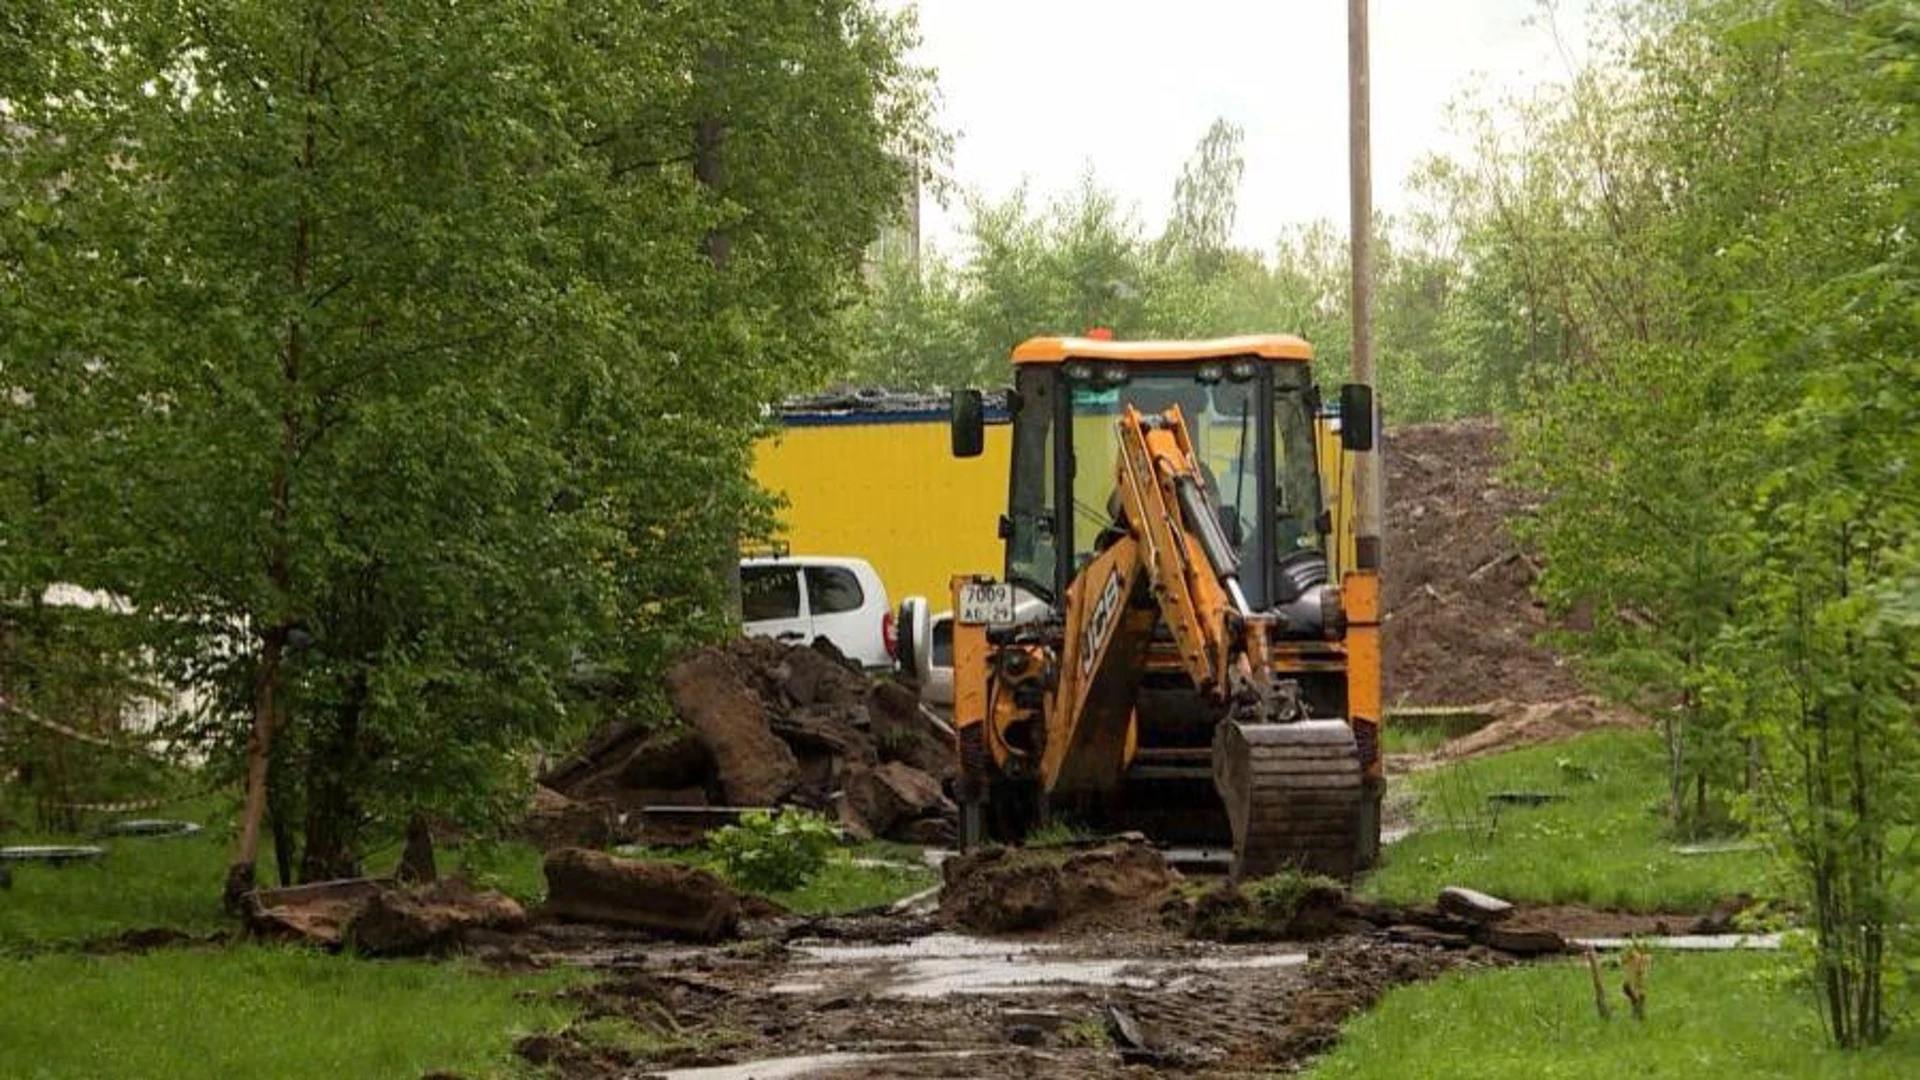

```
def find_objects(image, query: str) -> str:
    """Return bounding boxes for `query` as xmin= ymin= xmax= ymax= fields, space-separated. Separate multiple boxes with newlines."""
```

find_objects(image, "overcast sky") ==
xmin=887 ymin=0 xmax=1596 ymax=255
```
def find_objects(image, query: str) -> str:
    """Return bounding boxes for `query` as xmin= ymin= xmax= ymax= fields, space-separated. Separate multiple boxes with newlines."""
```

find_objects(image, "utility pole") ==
xmin=1348 ymin=0 xmax=1382 ymax=570
xmin=1347 ymin=0 xmax=1387 ymax=871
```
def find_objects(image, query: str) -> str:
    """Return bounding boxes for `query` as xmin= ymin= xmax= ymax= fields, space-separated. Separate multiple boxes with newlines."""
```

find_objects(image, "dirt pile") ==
xmin=1413 ymin=696 xmax=1646 ymax=765
xmin=538 ymin=638 xmax=955 ymax=845
xmin=1384 ymin=420 xmax=1582 ymax=707
xmin=1173 ymin=876 xmax=1357 ymax=942
xmin=939 ymin=835 xmax=1175 ymax=933
xmin=245 ymin=877 xmax=526 ymax=956
xmin=541 ymin=847 xmax=741 ymax=941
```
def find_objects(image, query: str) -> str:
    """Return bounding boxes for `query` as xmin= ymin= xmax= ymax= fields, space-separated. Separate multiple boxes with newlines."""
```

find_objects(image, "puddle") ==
xmin=648 ymin=1049 xmax=988 ymax=1080
xmin=778 ymin=932 xmax=1307 ymax=999
xmin=1575 ymin=933 xmax=1783 ymax=951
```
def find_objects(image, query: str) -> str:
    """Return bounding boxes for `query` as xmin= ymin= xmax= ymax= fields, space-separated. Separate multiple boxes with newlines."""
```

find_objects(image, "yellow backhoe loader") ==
xmin=909 ymin=333 xmax=1383 ymax=879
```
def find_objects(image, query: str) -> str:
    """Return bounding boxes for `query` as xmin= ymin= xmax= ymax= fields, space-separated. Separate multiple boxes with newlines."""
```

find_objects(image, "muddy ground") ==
xmin=500 ymin=902 xmax=1506 ymax=1079
xmin=481 ymin=838 xmax=1710 ymax=1080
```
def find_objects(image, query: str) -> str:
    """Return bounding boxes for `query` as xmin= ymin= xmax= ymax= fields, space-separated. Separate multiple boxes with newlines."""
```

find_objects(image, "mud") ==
xmin=497 ymin=874 xmax=1655 ymax=1079
xmin=1384 ymin=420 xmax=1582 ymax=708
xmin=508 ymin=921 xmax=1487 ymax=1080
xmin=938 ymin=837 xmax=1176 ymax=934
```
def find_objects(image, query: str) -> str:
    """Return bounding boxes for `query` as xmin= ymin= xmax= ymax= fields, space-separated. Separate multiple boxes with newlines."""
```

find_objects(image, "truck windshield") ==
xmin=1066 ymin=369 xmax=1264 ymax=600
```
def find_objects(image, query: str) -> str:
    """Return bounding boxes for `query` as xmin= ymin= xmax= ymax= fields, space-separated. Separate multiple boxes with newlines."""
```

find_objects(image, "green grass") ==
xmin=618 ymin=840 xmax=938 ymax=916
xmin=1382 ymin=708 xmax=1496 ymax=755
xmin=0 ymin=807 xmax=555 ymax=951
xmin=3 ymin=794 xmax=934 ymax=953
xmin=1381 ymin=724 xmax=1455 ymax=755
xmin=459 ymin=839 xmax=552 ymax=906
xmin=771 ymin=848 xmax=935 ymax=914
xmin=570 ymin=1014 xmax=747 ymax=1060
xmin=1365 ymin=729 xmax=1766 ymax=911
xmin=0 ymin=945 xmax=580 ymax=1080
xmin=1 ymin=807 xmax=238 ymax=951
xmin=1025 ymin=820 xmax=1098 ymax=848
xmin=1306 ymin=951 xmax=1919 ymax=1079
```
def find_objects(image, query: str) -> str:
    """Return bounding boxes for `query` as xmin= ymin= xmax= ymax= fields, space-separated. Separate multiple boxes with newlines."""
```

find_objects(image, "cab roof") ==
xmin=1011 ymin=333 xmax=1314 ymax=365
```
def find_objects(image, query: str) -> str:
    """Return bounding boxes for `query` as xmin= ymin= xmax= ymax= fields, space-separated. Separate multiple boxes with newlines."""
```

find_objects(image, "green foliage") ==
xmin=1 ymin=1 xmax=935 ymax=884
xmin=0 ymin=946 xmax=580 ymax=1080
xmin=1305 ymin=952 xmax=1920 ymax=1080
xmin=706 ymin=809 xmax=839 ymax=894
xmin=770 ymin=848 xmax=935 ymax=916
xmin=625 ymin=837 xmax=934 ymax=915
xmin=1438 ymin=0 xmax=1918 ymax=1046
xmin=1024 ymin=819 xmax=1095 ymax=848
xmin=1245 ymin=869 xmax=1346 ymax=924
xmin=1364 ymin=730 xmax=1766 ymax=912
xmin=838 ymin=119 xmax=1495 ymax=424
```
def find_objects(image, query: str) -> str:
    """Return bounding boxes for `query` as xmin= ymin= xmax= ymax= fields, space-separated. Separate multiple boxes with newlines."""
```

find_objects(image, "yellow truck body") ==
xmin=753 ymin=401 xmax=1010 ymax=607
xmin=755 ymin=398 xmax=1354 ymax=611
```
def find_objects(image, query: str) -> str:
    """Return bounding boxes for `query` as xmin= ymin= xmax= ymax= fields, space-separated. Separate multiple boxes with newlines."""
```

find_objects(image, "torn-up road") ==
xmin=489 ymin=838 xmax=1590 ymax=1080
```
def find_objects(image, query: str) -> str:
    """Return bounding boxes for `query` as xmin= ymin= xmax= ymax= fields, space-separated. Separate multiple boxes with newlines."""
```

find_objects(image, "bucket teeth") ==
xmin=1212 ymin=718 xmax=1363 ymax=880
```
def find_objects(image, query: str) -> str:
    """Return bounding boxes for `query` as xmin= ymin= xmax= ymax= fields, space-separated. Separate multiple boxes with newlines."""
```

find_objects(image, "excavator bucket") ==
xmin=1212 ymin=718 xmax=1364 ymax=881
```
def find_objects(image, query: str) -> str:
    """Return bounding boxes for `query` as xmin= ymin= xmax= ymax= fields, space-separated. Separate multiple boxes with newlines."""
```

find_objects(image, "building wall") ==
xmin=753 ymin=415 xmax=1009 ymax=609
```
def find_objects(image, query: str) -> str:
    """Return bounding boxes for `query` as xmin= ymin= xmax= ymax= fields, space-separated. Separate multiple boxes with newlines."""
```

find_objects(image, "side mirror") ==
xmin=1339 ymin=383 xmax=1375 ymax=452
xmin=951 ymin=388 xmax=985 ymax=458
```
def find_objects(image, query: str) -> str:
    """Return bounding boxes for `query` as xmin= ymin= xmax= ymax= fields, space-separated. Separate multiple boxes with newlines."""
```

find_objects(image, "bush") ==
xmin=706 ymin=810 xmax=838 ymax=893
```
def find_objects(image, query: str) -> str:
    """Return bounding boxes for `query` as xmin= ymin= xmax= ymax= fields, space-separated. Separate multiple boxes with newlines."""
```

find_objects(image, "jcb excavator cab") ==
xmin=936 ymin=334 xmax=1384 ymax=880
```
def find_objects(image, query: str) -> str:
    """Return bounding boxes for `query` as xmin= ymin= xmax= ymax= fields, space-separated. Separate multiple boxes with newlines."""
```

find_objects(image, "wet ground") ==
xmin=508 ymin=909 xmax=1502 ymax=1080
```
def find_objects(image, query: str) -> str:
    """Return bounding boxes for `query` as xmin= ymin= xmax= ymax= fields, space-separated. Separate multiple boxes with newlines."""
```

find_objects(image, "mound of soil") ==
xmin=539 ymin=638 xmax=956 ymax=845
xmin=1412 ymin=696 xmax=1646 ymax=765
xmin=1384 ymin=420 xmax=1581 ymax=707
xmin=939 ymin=836 xmax=1174 ymax=934
xmin=1175 ymin=877 xmax=1357 ymax=942
xmin=541 ymin=847 xmax=740 ymax=942
xmin=245 ymin=877 xmax=526 ymax=955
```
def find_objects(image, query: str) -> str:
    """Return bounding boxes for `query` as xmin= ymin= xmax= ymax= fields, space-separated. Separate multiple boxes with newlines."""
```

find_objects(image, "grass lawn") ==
xmin=1 ymin=806 xmax=238 ymax=951
xmin=1306 ymin=951 xmax=1919 ymax=1079
xmin=0 ymin=945 xmax=578 ymax=1080
xmin=1381 ymin=724 xmax=1454 ymax=756
xmin=773 ymin=845 xmax=936 ymax=914
xmin=612 ymin=839 xmax=938 ymax=916
xmin=1365 ymin=729 xmax=1767 ymax=912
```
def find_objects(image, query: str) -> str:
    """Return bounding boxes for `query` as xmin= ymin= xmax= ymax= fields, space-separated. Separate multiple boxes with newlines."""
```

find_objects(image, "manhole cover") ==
xmin=98 ymin=819 xmax=204 ymax=839
xmin=1486 ymin=792 xmax=1566 ymax=808
xmin=0 ymin=845 xmax=106 ymax=864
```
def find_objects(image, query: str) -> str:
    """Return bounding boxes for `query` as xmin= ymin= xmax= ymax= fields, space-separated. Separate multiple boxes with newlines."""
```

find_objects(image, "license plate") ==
xmin=958 ymin=582 xmax=1016 ymax=625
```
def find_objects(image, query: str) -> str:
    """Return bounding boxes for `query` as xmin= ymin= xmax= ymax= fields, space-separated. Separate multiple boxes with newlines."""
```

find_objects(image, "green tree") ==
xmin=1445 ymin=0 xmax=1916 ymax=1045
xmin=1161 ymin=117 xmax=1245 ymax=275
xmin=2 ymin=0 xmax=932 ymax=894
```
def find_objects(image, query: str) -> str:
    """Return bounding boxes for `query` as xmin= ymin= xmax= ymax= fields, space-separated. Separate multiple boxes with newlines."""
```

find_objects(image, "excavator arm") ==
xmin=1036 ymin=404 xmax=1364 ymax=878
xmin=1039 ymin=405 xmax=1244 ymax=791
